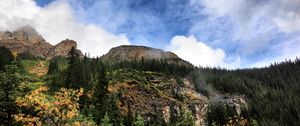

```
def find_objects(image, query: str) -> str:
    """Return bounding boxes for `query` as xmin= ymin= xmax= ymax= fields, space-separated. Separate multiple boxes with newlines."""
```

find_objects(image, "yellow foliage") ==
xmin=15 ymin=86 xmax=89 ymax=125
xmin=12 ymin=51 xmax=17 ymax=60
xmin=225 ymin=116 xmax=249 ymax=126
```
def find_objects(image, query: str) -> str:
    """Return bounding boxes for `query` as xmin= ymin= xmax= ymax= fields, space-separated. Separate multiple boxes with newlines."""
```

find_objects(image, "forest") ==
xmin=0 ymin=46 xmax=299 ymax=126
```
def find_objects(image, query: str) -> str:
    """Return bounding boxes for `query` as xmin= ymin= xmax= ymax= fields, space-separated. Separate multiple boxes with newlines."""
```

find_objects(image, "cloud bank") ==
xmin=191 ymin=0 xmax=300 ymax=68
xmin=0 ymin=0 xmax=129 ymax=57
xmin=201 ymin=0 xmax=300 ymax=34
xmin=167 ymin=35 xmax=226 ymax=67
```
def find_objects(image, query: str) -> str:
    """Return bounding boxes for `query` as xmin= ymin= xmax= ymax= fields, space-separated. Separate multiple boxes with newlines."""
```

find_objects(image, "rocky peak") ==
xmin=13 ymin=25 xmax=45 ymax=44
xmin=54 ymin=39 xmax=77 ymax=48
xmin=47 ymin=39 xmax=83 ymax=59
xmin=0 ymin=26 xmax=83 ymax=59
xmin=0 ymin=26 xmax=51 ymax=57
xmin=105 ymin=45 xmax=179 ymax=60
xmin=101 ymin=45 xmax=188 ymax=64
xmin=0 ymin=31 xmax=14 ymax=40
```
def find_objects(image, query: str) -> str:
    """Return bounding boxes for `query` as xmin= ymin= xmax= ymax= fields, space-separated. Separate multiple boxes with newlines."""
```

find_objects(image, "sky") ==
xmin=1 ymin=0 xmax=300 ymax=68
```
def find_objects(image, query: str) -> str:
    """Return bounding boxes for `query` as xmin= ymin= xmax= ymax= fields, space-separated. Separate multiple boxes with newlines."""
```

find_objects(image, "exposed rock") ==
xmin=209 ymin=94 xmax=248 ymax=116
xmin=47 ymin=39 xmax=83 ymax=59
xmin=0 ymin=26 xmax=83 ymax=59
xmin=0 ymin=26 xmax=51 ymax=57
xmin=13 ymin=25 xmax=46 ymax=44
xmin=103 ymin=45 xmax=178 ymax=60
xmin=101 ymin=45 xmax=192 ymax=66
xmin=0 ymin=31 xmax=13 ymax=40
xmin=107 ymin=69 xmax=209 ymax=125
xmin=193 ymin=103 xmax=208 ymax=126
xmin=162 ymin=106 xmax=171 ymax=123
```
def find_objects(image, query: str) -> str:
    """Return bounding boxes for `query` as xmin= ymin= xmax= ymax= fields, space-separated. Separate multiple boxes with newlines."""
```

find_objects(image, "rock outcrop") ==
xmin=106 ymin=69 xmax=248 ymax=126
xmin=47 ymin=39 xmax=83 ymax=59
xmin=0 ymin=26 xmax=83 ymax=59
xmin=103 ymin=45 xmax=178 ymax=60
xmin=101 ymin=45 xmax=192 ymax=66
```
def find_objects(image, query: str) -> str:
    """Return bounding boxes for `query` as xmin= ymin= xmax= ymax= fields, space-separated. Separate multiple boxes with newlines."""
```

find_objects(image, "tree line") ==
xmin=191 ymin=58 xmax=300 ymax=126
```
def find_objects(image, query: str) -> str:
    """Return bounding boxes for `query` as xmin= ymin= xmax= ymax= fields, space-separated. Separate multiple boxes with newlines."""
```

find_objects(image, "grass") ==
xmin=20 ymin=60 xmax=39 ymax=69
xmin=20 ymin=59 xmax=50 ymax=77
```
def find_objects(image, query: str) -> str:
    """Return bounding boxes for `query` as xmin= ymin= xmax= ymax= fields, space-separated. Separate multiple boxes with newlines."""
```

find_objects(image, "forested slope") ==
xmin=192 ymin=59 xmax=300 ymax=125
xmin=0 ymin=45 xmax=299 ymax=126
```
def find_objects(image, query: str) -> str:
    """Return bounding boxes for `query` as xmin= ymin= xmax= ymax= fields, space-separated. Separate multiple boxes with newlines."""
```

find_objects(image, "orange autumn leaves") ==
xmin=15 ymin=86 xmax=85 ymax=125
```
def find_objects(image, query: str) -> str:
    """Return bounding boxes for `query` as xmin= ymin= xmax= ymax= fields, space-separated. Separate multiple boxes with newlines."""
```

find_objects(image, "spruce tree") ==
xmin=134 ymin=114 xmax=144 ymax=126
xmin=101 ymin=113 xmax=112 ymax=126
xmin=0 ymin=46 xmax=14 ymax=71
xmin=0 ymin=62 xmax=20 ymax=125
xmin=65 ymin=46 xmax=83 ymax=88
xmin=93 ymin=61 xmax=108 ymax=123
xmin=47 ymin=59 xmax=59 ymax=74
xmin=125 ymin=103 xmax=133 ymax=126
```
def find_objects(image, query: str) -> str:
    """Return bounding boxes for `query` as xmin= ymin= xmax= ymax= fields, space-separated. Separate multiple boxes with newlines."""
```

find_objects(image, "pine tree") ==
xmin=125 ymin=103 xmax=133 ymax=126
xmin=93 ymin=61 xmax=108 ymax=124
xmin=0 ymin=62 xmax=20 ymax=125
xmin=65 ymin=46 xmax=83 ymax=88
xmin=0 ymin=46 xmax=14 ymax=71
xmin=47 ymin=59 xmax=59 ymax=74
xmin=106 ymin=94 xmax=123 ymax=125
xmin=134 ymin=114 xmax=144 ymax=126
xmin=101 ymin=113 xmax=112 ymax=126
xmin=176 ymin=109 xmax=195 ymax=126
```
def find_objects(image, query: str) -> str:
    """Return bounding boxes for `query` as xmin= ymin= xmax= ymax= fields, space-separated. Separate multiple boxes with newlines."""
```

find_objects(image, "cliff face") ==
xmin=47 ymin=39 xmax=83 ymax=59
xmin=103 ymin=45 xmax=179 ymax=60
xmin=106 ymin=69 xmax=248 ymax=125
xmin=101 ymin=45 xmax=192 ymax=66
xmin=0 ymin=26 xmax=82 ymax=59
xmin=100 ymin=45 xmax=248 ymax=125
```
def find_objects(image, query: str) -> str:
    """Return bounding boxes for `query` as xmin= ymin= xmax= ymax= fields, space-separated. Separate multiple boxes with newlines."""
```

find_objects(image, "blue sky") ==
xmin=7 ymin=0 xmax=300 ymax=68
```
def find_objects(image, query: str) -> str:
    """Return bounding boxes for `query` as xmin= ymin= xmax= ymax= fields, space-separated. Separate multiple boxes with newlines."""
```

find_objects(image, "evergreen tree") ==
xmin=176 ymin=109 xmax=195 ymax=126
xmin=101 ymin=112 xmax=113 ymax=126
xmin=0 ymin=46 xmax=14 ymax=71
xmin=65 ymin=46 xmax=84 ymax=88
xmin=106 ymin=94 xmax=123 ymax=125
xmin=0 ymin=62 xmax=20 ymax=125
xmin=125 ymin=103 xmax=133 ymax=126
xmin=134 ymin=114 xmax=144 ymax=126
xmin=47 ymin=59 xmax=59 ymax=74
xmin=93 ymin=61 xmax=109 ymax=124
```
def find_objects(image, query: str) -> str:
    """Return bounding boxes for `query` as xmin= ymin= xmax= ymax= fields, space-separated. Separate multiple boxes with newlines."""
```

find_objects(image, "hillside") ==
xmin=0 ymin=26 xmax=299 ymax=125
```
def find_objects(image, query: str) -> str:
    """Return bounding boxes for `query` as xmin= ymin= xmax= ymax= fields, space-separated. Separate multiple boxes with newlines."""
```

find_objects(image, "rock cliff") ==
xmin=101 ymin=45 xmax=192 ymax=66
xmin=0 ymin=26 xmax=83 ymax=59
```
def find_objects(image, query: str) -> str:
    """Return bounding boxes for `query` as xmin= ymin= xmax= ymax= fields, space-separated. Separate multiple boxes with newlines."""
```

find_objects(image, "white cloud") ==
xmin=194 ymin=0 xmax=300 ymax=68
xmin=0 ymin=0 xmax=129 ymax=57
xmin=166 ymin=35 xmax=226 ymax=67
xmin=201 ymin=0 xmax=300 ymax=34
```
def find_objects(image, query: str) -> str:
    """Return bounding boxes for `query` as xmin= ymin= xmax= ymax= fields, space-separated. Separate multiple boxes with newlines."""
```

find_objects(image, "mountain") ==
xmin=101 ymin=45 xmax=192 ymax=66
xmin=0 ymin=26 xmax=83 ymax=59
xmin=44 ymin=44 xmax=248 ymax=125
xmin=47 ymin=39 xmax=83 ymax=59
xmin=1 ymin=26 xmax=298 ymax=125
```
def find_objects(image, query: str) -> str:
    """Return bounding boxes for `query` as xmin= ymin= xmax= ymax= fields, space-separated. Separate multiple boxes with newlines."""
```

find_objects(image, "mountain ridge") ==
xmin=101 ymin=45 xmax=192 ymax=67
xmin=0 ymin=26 xmax=83 ymax=59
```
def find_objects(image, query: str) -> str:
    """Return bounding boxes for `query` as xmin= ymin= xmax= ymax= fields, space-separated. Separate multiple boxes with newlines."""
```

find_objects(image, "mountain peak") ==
xmin=101 ymin=45 xmax=191 ymax=66
xmin=13 ymin=25 xmax=45 ymax=44
xmin=47 ymin=39 xmax=83 ymax=59
xmin=102 ymin=45 xmax=179 ymax=60
xmin=0 ymin=26 xmax=83 ymax=59
xmin=15 ymin=25 xmax=37 ymax=35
